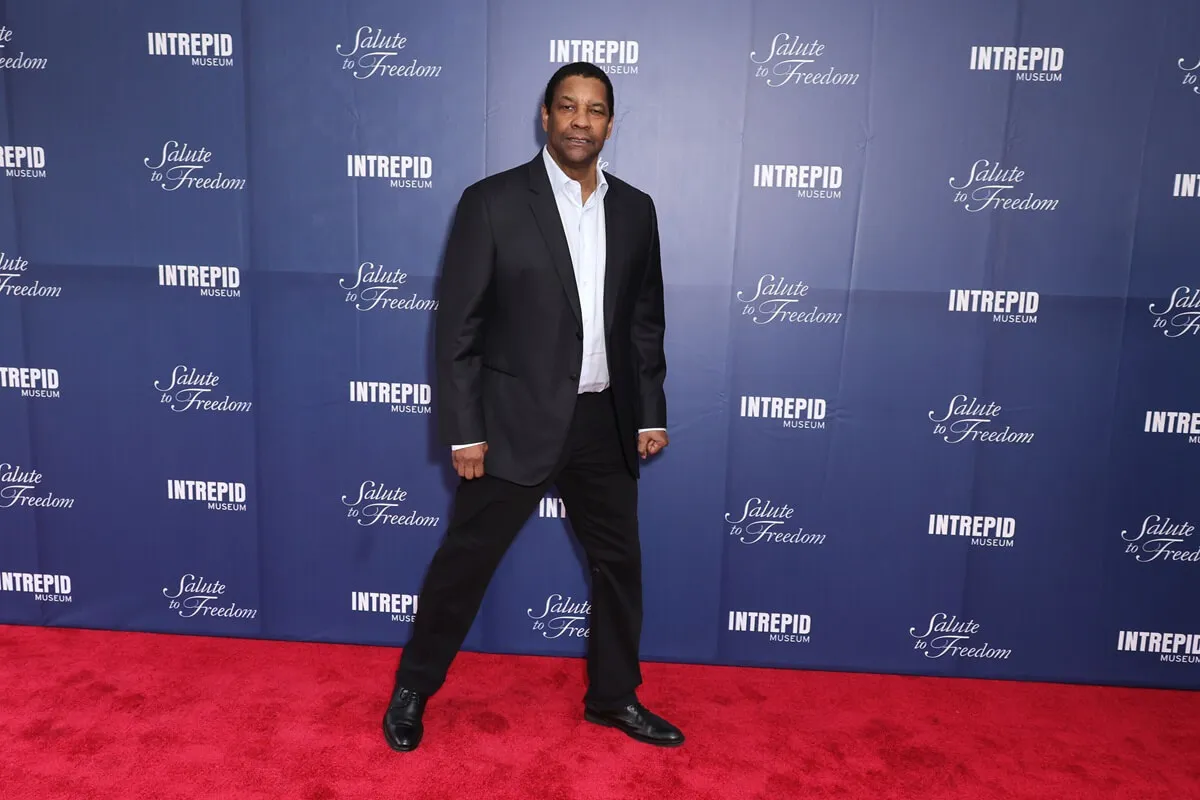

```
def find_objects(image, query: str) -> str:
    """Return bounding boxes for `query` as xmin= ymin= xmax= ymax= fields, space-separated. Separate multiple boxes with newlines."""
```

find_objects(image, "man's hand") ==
xmin=638 ymin=430 xmax=669 ymax=460
xmin=452 ymin=443 xmax=488 ymax=479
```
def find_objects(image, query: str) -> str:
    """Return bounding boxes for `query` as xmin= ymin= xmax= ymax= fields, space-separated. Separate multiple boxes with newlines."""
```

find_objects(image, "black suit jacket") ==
xmin=434 ymin=152 xmax=667 ymax=486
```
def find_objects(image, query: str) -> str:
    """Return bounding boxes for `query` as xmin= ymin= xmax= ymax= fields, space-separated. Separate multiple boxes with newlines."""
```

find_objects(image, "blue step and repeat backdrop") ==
xmin=2 ymin=0 xmax=1199 ymax=690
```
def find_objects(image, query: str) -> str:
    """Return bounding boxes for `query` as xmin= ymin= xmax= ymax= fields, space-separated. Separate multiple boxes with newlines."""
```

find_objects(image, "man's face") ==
xmin=541 ymin=75 xmax=613 ymax=169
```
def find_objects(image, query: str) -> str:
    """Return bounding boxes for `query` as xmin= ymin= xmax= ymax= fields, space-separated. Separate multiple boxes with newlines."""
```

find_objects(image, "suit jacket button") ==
xmin=576 ymin=331 xmax=583 ymax=340
xmin=569 ymin=374 xmax=578 ymax=381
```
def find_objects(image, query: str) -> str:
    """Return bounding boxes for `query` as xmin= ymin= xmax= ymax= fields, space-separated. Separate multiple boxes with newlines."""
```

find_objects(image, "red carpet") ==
xmin=1 ymin=625 xmax=1198 ymax=800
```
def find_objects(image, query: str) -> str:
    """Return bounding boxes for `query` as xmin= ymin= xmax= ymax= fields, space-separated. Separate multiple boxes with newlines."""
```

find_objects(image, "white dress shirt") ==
xmin=452 ymin=147 xmax=663 ymax=450
xmin=544 ymin=145 xmax=611 ymax=393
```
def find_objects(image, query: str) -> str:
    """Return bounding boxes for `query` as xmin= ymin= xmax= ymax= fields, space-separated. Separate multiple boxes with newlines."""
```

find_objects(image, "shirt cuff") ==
xmin=637 ymin=428 xmax=666 ymax=434
xmin=451 ymin=441 xmax=485 ymax=451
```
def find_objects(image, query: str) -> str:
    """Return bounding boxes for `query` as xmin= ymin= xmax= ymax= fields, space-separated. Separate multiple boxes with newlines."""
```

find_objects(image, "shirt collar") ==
xmin=542 ymin=145 xmax=608 ymax=199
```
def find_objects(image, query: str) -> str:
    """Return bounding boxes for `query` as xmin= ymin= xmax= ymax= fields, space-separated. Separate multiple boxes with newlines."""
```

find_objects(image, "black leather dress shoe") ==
xmin=584 ymin=702 xmax=685 ymax=747
xmin=382 ymin=686 xmax=427 ymax=752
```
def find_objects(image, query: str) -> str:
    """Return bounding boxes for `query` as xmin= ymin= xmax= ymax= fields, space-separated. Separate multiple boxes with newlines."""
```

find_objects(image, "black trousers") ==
xmin=395 ymin=389 xmax=643 ymax=711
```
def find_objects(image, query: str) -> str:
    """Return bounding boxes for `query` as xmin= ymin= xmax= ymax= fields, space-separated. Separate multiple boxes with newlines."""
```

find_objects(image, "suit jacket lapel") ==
xmin=528 ymin=156 xmax=583 ymax=331
xmin=602 ymin=179 xmax=627 ymax=337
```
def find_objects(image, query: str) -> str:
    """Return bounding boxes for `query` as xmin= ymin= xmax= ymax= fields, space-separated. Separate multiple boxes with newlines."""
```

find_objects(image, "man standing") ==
xmin=381 ymin=62 xmax=683 ymax=751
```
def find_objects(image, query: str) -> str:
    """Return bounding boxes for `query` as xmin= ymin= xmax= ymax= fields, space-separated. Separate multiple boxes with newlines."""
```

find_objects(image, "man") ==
xmin=381 ymin=62 xmax=683 ymax=751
